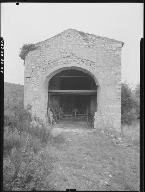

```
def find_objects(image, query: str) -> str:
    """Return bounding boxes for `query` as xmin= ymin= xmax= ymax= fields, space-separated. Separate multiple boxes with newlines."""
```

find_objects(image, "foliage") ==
xmin=3 ymin=110 xmax=53 ymax=190
xmin=19 ymin=43 xmax=38 ymax=61
xmin=4 ymin=127 xmax=22 ymax=156
xmin=121 ymin=83 xmax=140 ymax=125
xmin=3 ymin=135 xmax=54 ymax=191
xmin=4 ymin=82 xmax=24 ymax=110
xmin=121 ymin=83 xmax=134 ymax=113
xmin=3 ymin=83 xmax=54 ymax=191
xmin=121 ymin=120 xmax=140 ymax=147
xmin=134 ymin=83 xmax=140 ymax=100
xmin=133 ymin=83 xmax=140 ymax=118
xmin=29 ymin=119 xmax=51 ymax=144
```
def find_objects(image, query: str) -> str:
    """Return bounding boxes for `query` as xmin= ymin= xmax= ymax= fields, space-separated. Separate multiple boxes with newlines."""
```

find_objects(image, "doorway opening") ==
xmin=48 ymin=69 xmax=98 ymax=128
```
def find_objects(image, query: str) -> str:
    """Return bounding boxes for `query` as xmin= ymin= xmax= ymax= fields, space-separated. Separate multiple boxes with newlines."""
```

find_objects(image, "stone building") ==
xmin=24 ymin=29 xmax=124 ymax=131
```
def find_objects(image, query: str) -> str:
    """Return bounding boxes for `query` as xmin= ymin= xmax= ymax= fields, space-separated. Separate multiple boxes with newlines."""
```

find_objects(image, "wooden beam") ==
xmin=56 ymin=76 xmax=89 ymax=78
xmin=48 ymin=90 xmax=97 ymax=95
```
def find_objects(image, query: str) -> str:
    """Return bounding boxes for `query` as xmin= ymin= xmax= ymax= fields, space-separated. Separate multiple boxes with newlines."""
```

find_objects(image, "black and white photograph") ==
xmin=1 ymin=3 xmax=143 ymax=191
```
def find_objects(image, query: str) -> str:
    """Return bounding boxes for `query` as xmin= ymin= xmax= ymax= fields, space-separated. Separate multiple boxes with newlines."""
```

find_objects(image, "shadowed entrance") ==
xmin=48 ymin=69 xmax=98 ymax=128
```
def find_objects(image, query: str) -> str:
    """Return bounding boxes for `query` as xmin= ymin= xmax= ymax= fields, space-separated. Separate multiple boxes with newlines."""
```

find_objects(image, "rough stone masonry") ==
xmin=24 ymin=29 xmax=124 ymax=131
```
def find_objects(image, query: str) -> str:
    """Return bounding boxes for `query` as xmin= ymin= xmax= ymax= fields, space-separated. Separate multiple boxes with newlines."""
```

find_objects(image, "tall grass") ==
xmin=121 ymin=120 xmax=140 ymax=147
xmin=3 ymin=108 xmax=54 ymax=191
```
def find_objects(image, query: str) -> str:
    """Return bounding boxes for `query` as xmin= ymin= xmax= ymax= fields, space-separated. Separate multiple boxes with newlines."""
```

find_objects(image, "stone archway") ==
xmin=25 ymin=53 xmax=120 ymax=131
xmin=47 ymin=68 xmax=99 ymax=127
xmin=41 ymin=65 xmax=101 ymax=128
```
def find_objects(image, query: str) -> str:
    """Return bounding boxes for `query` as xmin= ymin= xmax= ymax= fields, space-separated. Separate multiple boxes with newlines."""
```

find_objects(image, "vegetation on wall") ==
xmin=19 ymin=44 xmax=38 ymax=61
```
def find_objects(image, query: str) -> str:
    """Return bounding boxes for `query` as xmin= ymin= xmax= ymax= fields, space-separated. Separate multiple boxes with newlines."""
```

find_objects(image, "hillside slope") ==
xmin=4 ymin=82 xmax=24 ymax=115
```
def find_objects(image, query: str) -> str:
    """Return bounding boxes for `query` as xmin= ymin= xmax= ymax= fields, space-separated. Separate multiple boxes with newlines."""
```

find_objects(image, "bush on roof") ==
xmin=19 ymin=44 xmax=38 ymax=61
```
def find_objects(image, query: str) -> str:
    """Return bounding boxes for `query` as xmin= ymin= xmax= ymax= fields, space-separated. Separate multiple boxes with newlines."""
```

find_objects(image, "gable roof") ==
xmin=35 ymin=28 xmax=124 ymax=47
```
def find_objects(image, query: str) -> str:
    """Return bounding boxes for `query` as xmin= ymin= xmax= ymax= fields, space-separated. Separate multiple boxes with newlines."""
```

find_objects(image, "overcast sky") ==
xmin=1 ymin=3 xmax=143 ymax=87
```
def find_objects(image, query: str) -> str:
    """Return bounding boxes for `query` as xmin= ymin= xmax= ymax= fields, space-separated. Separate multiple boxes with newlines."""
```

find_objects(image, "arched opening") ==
xmin=47 ymin=68 xmax=98 ymax=128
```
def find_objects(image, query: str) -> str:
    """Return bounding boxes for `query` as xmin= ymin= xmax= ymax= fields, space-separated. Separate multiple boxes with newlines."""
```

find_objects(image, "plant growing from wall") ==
xmin=19 ymin=44 xmax=38 ymax=62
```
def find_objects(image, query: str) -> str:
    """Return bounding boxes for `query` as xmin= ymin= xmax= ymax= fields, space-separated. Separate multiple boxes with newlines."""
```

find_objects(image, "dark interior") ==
xmin=48 ymin=69 xmax=97 ymax=121
xmin=49 ymin=70 xmax=97 ymax=90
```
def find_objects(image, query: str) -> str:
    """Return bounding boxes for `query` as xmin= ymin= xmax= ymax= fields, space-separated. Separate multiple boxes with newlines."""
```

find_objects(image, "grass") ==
xmin=3 ymin=108 xmax=55 ymax=191
xmin=121 ymin=120 xmax=140 ymax=148
xmin=3 ymin=115 xmax=140 ymax=191
xmin=44 ymin=125 xmax=140 ymax=191
xmin=3 ymin=82 xmax=140 ymax=191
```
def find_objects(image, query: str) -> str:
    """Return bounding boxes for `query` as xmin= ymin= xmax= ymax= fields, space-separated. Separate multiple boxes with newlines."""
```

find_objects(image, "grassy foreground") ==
xmin=3 ymin=82 xmax=140 ymax=191
xmin=3 ymin=120 xmax=140 ymax=191
xmin=44 ymin=123 xmax=140 ymax=191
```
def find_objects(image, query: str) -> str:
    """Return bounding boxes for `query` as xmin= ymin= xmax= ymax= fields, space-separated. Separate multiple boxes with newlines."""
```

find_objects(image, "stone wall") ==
xmin=24 ymin=29 xmax=123 ymax=131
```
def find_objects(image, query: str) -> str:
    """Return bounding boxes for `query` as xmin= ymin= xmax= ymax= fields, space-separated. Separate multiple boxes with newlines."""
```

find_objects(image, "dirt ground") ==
xmin=43 ymin=121 xmax=140 ymax=191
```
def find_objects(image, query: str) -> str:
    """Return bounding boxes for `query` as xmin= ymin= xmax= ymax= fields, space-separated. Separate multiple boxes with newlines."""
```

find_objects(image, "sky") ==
xmin=1 ymin=3 xmax=143 ymax=88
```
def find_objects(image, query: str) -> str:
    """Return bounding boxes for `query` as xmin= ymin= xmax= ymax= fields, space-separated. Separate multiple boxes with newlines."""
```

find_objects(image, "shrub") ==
xmin=121 ymin=110 xmax=138 ymax=126
xmin=4 ymin=127 xmax=23 ymax=157
xmin=3 ymin=129 xmax=52 ymax=190
xmin=4 ymin=83 xmax=54 ymax=190
xmin=29 ymin=119 xmax=51 ymax=144
xmin=121 ymin=83 xmax=135 ymax=114
xmin=133 ymin=83 xmax=140 ymax=119
xmin=3 ymin=107 xmax=53 ymax=190
xmin=3 ymin=146 xmax=54 ymax=191
xmin=121 ymin=83 xmax=138 ymax=125
xmin=19 ymin=44 xmax=38 ymax=61
xmin=4 ymin=107 xmax=32 ymax=134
